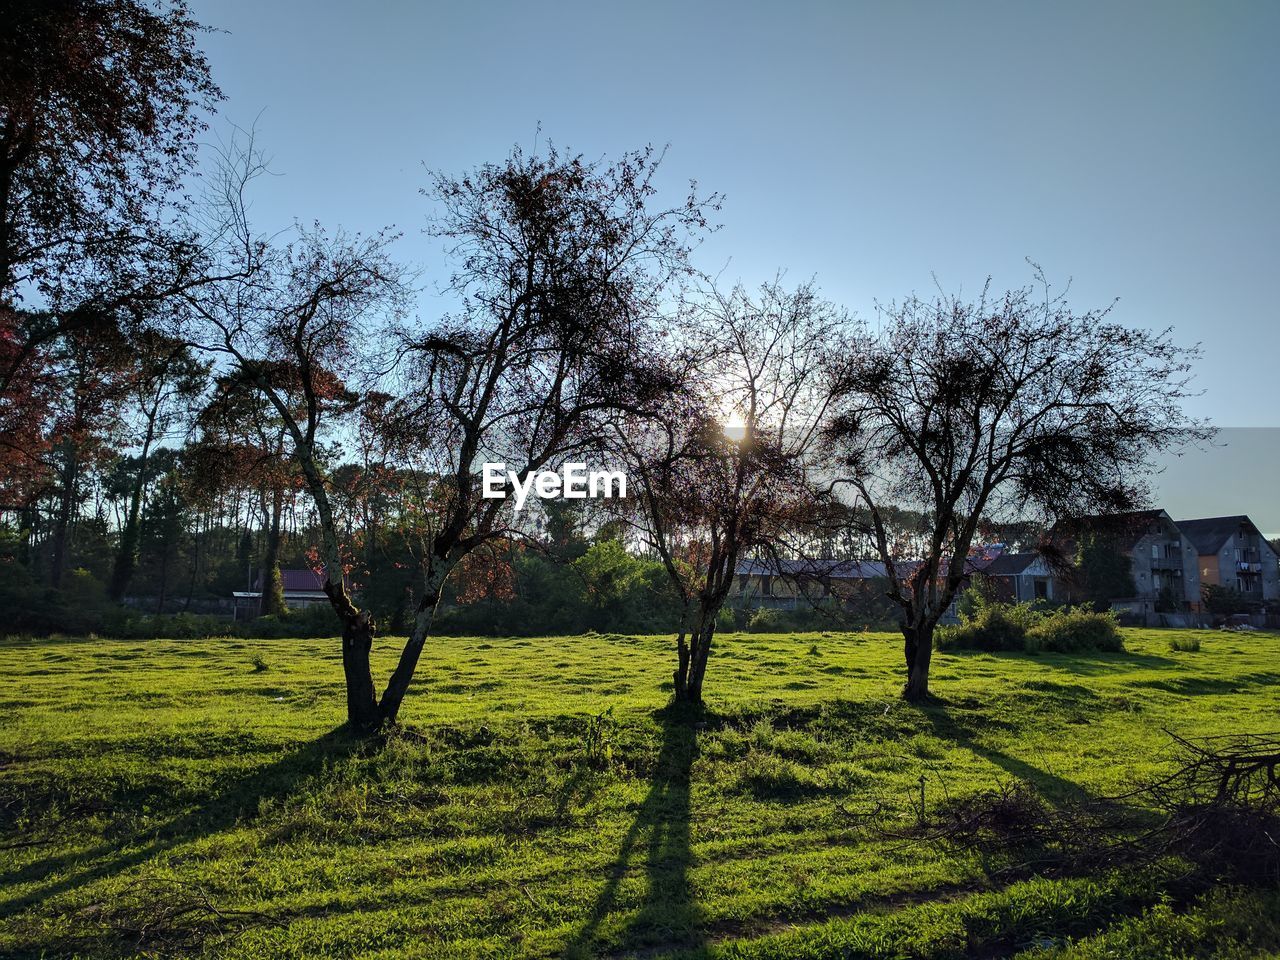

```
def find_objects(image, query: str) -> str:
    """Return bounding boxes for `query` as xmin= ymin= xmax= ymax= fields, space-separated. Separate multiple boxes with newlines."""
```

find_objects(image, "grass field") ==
xmin=2 ymin=628 xmax=1279 ymax=959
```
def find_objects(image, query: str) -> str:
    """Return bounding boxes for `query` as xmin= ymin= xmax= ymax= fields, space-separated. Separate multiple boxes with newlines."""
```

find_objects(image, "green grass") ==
xmin=1 ymin=627 xmax=1278 ymax=959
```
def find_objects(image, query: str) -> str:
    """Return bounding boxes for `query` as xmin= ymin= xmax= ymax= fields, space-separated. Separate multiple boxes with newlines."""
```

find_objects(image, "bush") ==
xmin=936 ymin=601 xmax=1124 ymax=654
xmin=935 ymin=603 xmax=1031 ymax=651
xmin=1169 ymin=635 xmax=1201 ymax=653
xmin=716 ymin=605 xmax=739 ymax=633
xmin=1027 ymin=607 xmax=1124 ymax=653
xmin=253 ymin=603 xmax=341 ymax=638
xmin=746 ymin=607 xmax=786 ymax=632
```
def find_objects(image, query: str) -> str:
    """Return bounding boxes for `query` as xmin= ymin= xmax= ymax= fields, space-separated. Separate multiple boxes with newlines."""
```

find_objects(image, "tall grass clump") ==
xmin=1027 ymin=607 xmax=1124 ymax=653
xmin=936 ymin=597 xmax=1124 ymax=654
xmin=935 ymin=602 xmax=1033 ymax=651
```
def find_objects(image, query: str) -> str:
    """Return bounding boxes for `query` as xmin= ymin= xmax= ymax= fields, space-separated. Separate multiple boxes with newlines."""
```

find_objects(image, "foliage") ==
xmin=1202 ymin=583 xmax=1259 ymax=615
xmin=936 ymin=602 xmax=1036 ymax=652
xmin=1028 ymin=607 xmax=1125 ymax=653
xmin=937 ymin=601 xmax=1124 ymax=654
xmin=433 ymin=539 xmax=680 ymax=637
xmin=747 ymin=607 xmax=786 ymax=633
xmin=1074 ymin=532 xmax=1138 ymax=610
xmin=0 ymin=0 xmax=222 ymax=506
xmin=824 ymin=272 xmax=1209 ymax=699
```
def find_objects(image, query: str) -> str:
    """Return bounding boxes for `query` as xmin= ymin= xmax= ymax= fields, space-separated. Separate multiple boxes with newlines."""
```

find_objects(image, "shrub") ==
xmin=936 ymin=601 xmax=1124 ymax=654
xmin=746 ymin=607 xmax=785 ymax=632
xmin=716 ymin=605 xmax=738 ymax=633
xmin=935 ymin=603 xmax=1030 ymax=651
xmin=1027 ymin=607 xmax=1124 ymax=653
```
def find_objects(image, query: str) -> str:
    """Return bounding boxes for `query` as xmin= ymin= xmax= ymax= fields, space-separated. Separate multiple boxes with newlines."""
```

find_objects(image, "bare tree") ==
xmin=824 ymin=273 xmax=1212 ymax=701
xmin=180 ymin=136 xmax=409 ymax=729
xmin=370 ymin=142 xmax=717 ymax=725
xmin=614 ymin=280 xmax=841 ymax=705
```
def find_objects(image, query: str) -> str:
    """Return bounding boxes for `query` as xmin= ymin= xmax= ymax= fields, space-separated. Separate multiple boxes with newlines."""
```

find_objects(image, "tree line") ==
xmin=0 ymin=1 xmax=1211 ymax=728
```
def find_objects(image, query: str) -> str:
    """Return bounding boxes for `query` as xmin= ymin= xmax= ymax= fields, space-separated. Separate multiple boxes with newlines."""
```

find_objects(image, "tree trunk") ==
xmin=259 ymin=488 xmax=285 ymax=617
xmin=901 ymin=622 xmax=935 ymax=701
xmin=109 ymin=420 xmax=154 ymax=601
xmin=323 ymin=579 xmax=380 ymax=731
xmin=378 ymin=561 xmax=451 ymax=726
xmin=673 ymin=609 xmax=715 ymax=705
xmin=673 ymin=629 xmax=691 ymax=700
xmin=49 ymin=445 xmax=77 ymax=590
xmin=686 ymin=618 xmax=715 ymax=703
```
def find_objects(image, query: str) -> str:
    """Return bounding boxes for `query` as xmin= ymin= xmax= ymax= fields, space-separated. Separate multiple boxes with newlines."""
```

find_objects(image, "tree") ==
xmin=42 ymin=318 xmax=135 ymax=588
xmin=139 ymin=465 xmax=189 ymax=613
xmin=372 ymin=142 xmax=716 ymax=726
xmin=615 ymin=280 xmax=840 ymax=704
xmin=825 ymin=274 xmax=1211 ymax=701
xmin=187 ymin=373 xmax=300 ymax=617
xmin=0 ymin=0 xmax=221 ymax=406
xmin=1202 ymin=583 xmax=1258 ymax=616
xmin=107 ymin=331 xmax=207 ymax=600
xmin=184 ymin=208 xmax=407 ymax=727
xmin=0 ymin=0 xmax=228 ymax=567
xmin=1073 ymin=531 xmax=1137 ymax=611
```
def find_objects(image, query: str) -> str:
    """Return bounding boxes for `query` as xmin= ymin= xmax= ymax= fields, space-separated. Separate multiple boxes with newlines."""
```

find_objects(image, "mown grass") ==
xmin=1 ymin=627 xmax=1278 ymax=959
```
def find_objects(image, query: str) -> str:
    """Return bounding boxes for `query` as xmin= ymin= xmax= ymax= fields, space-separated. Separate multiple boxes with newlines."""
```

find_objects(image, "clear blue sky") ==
xmin=190 ymin=0 xmax=1279 ymax=524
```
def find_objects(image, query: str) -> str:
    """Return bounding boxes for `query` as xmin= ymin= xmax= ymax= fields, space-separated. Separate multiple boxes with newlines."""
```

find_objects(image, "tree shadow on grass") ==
xmin=914 ymin=699 xmax=1099 ymax=805
xmin=940 ymin=648 xmax=1180 ymax=674
xmin=564 ymin=704 xmax=704 ymax=960
xmin=0 ymin=724 xmax=364 ymax=921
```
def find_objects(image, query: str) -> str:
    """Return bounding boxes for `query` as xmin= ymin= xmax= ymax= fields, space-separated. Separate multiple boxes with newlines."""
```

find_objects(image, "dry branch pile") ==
xmin=868 ymin=730 xmax=1280 ymax=886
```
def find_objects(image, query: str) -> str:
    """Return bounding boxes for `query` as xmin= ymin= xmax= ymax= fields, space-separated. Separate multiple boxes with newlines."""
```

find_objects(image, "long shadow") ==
xmin=565 ymin=705 xmax=704 ymax=959
xmin=942 ymin=648 xmax=1181 ymax=674
xmin=0 ymin=725 xmax=363 ymax=920
xmin=914 ymin=700 xmax=1099 ymax=804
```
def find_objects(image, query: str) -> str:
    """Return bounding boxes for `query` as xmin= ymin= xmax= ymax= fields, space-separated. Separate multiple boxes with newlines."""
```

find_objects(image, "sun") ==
xmin=722 ymin=410 xmax=747 ymax=443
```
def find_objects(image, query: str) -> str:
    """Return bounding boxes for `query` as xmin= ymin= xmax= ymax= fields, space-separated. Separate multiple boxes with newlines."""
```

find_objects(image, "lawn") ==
xmin=2 ymin=628 xmax=1279 ymax=959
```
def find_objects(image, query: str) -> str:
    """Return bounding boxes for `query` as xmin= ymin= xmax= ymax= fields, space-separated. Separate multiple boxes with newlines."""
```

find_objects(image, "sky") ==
xmin=188 ymin=0 xmax=1279 ymax=528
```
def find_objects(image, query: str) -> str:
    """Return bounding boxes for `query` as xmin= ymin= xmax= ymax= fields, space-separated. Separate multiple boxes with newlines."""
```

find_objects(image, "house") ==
xmin=730 ymin=548 xmax=1004 ymax=619
xmin=1175 ymin=515 xmax=1280 ymax=605
xmin=979 ymin=552 xmax=1056 ymax=603
xmin=730 ymin=558 xmax=889 ymax=610
xmin=1050 ymin=509 xmax=1201 ymax=617
xmin=232 ymin=568 xmax=333 ymax=619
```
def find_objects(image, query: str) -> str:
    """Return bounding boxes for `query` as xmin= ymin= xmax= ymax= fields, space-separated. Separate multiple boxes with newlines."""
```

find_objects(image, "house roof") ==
xmin=1174 ymin=516 xmax=1258 ymax=555
xmin=736 ymin=558 xmax=889 ymax=580
xmin=1050 ymin=509 xmax=1170 ymax=550
xmin=253 ymin=568 xmax=332 ymax=593
xmin=737 ymin=546 xmax=1009 ymax=583
xmin=982 ymin=552 xmax=1041 ymax=577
